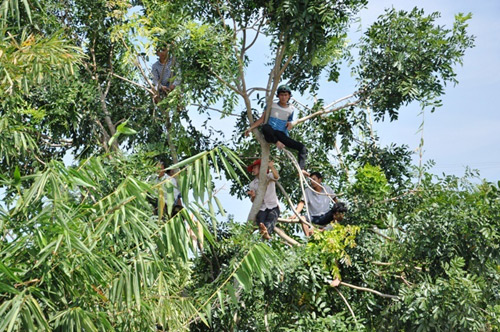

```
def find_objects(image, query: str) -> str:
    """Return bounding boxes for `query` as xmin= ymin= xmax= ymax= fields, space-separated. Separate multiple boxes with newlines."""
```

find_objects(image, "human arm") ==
xmin=247 ymin=179 xmax=257 ymax=202
xmin=244 ymin=113 xmax=265 ymax=137
xmin=294 ymin=200 xmax=305 ymax=216
xmin=247 ymin=189 xmax=256 ymax=202
xmin=268 ymin=160 xmax=279 ymax=181
xmin=286 ymin=111 xmax=294 ymax=131
xmin=326 ymin=185 xmax=338 ymax=203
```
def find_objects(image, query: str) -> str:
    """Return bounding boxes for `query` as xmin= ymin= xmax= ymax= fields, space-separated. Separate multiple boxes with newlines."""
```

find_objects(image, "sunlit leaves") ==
xmin=307 ymin=224 xmax=360 ymax=278
xmin=355 ymin=8 xmax=475 ymax=120
xmin=0 ymin=29 xmax=82 ymax=97
xmin=0 ymin=145 xmax=275 ymax=331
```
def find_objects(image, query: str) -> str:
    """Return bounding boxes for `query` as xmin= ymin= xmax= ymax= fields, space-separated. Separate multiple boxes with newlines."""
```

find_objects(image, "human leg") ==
xmin=263 ymin=207 xmax=279 ymax=234
xmin=256 ymin=210 xmax=271 ymax=239
xmin=261 ymin=124 xmax=278 ymax=143
xmin=273 ymin=131 xmax=308 ymax=169
xmin=313 ymin=210 xmax=335 ymax=226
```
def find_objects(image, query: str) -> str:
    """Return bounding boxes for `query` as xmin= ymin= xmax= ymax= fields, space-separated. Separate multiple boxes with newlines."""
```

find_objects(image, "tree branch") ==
xmin=275 ymin=181 xmax=313 ymax=229
xmin=292 ymin=99 xmax=361 ymax=126
xmin=338 ymin=281 xmax=399 ymax=299
xmin=191 ymin=104 xmax=240 ymax=117
xmin=111 ymin=73 xmax=154 ymax=94
xmin=208 ymin=67 xmax=242 ymax=96
xmin=244 ymin=16 xmax=265 ymax=52
xmin=273 ymin=227 xmax=300 ymax=246
xmin=334 ymin=288 xmax=358 ymax=324
xmin=369 ymin=228 xmax=396 ymax=242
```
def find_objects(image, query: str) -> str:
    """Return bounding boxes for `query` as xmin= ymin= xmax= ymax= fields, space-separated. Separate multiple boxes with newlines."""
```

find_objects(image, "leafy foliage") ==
xmin=2 ymin=0 xmax=495 ymax=331
xmin=355 ymin=8 xmax=475 ymax=120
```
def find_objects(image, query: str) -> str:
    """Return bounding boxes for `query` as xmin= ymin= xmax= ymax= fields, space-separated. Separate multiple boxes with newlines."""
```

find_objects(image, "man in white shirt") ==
xmin=293 ymin=172 xmax=346 ymax=236
xmin=247 ymin=159 xmax=280 ymax=239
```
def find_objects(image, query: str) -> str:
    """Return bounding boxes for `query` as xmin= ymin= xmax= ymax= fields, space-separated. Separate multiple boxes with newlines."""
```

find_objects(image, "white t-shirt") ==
xmin=303 ymin=184 xmax=336 ymax=216
xmin=249 ymin=173 xmax=279 ymax=211
xmin=158 ymin=174 xmax=181 ymax=201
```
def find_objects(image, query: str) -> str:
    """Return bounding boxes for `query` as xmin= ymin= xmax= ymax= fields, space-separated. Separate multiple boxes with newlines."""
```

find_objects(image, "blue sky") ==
xmin=192 ymin=0 xmax=500 ymax=222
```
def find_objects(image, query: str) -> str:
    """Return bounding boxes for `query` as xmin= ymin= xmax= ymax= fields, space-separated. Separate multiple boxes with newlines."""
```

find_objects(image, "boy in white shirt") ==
xmin=247 ymin=159 xmax=280 ymax=239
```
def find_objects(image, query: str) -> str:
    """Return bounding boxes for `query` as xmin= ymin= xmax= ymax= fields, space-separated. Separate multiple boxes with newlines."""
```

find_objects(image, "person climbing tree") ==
xmin=244 ymin=85 xmax=309 ymax=176
xmin=151 ymin=44 xmax=179 ymax=103
xmin=292 ymin=171 xmax=346 ymax=236
xmin=247 ymin=159 xmax=280 ymax=240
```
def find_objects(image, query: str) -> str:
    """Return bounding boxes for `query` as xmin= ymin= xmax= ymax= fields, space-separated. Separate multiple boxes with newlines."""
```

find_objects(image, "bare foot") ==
xmin=330 ymin=278 xmax=341 ymax=287
xmin=259 ymin=223 xmax=271 ymax=240
xmin=276 ymin=141 xmax=285 ymax=149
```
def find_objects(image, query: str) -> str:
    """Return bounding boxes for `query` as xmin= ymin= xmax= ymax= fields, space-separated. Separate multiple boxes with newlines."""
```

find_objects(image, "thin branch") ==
xmin=277 ymin=217 xmax=300 ymax=224
xmin=208 ymin=67 xmax=242 ymax=96
xmin=398 ymin=274 xmax=413 ymax=287
xmin=335 ymin=141 xmax=350 ymax=182
xmin=339 ymin=281 xmax=399 ymax=299
xmin=273 ymin=227 xmax=300 ymax=246
xmin=33 ymin=153 xmax=46 ymax=166
xmin=40 ymin=134 xmax=72 ymax=144
xmin=103 ymin=44 xmax=114 ymax=98
xmin=371 ymin=261 xmax=423 ymax=271
xmin=275 ymin=181 xmax=313 ymax=229
xmin=111 ymin=73 xmax=154 ymax=94
xmin=372 ymin=261 xmax=392 ymax=266
xmin=293 ymin=99 xmax=361 ymax=126
xmin=323 ymin=94 xmax=356 ymax=113
xmin=278 ymin=53 xmax=294 ymax=78
xmin=379 ymin=188 xmax=420 ymax=204
xmin=334 ymin=288 xmax=358 ymax=324
xmin=191 ymin=104 xmax=240 ymax=117
xmin=282 ymin=149 xmax=312 ymax=222
xmin=369 ymin=228 xmax=396 ymax=242
xmin=244 ymin=16 xmax=265 ymax=52
xmin=119 ymin=36 xmax=156 ymax=93
xmin=247 ymin=87 xmax=269 ymax=96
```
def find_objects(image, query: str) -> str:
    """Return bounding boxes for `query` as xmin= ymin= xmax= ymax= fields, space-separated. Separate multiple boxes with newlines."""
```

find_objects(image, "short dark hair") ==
xmin=309 ymin=171 xmax=323 ymax=179
xmin=332 ymin=202 xmax=347 ymax=214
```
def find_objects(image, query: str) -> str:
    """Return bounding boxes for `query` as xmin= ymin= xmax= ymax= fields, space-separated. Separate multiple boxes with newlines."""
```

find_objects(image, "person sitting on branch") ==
xmin=247 ymin=159 xmax=280 ymax=240
xmin=292 ymin=171 xmax=346 ymax=236
xmin=244 ymin=85 xmax=309 ymax=176
xmin=151 ymin=44 xmax=179 ymax=102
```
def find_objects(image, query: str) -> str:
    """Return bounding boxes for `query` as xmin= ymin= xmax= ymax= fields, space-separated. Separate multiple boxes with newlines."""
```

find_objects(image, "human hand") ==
xmin=286 ymin=122 xmax=293 ymax=130
xmin=268 ymin=160 xmax=274 ymax=168
xmin=247 ymin=190 xmax=255 ymax=198
xmin=244 ymin=128 xmax=251 ymax=137
xmin=161 ymin=85 xmax=169 ymax=92
xmin=276 ymin=141 xmax=285 ymax=149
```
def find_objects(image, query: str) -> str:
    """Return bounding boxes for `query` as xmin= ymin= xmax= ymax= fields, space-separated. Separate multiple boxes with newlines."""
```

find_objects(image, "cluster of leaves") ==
xmin=3 ymin=0 xmax=495 ymax=331
xmin=355 ymin=8 xmax=475 ymax=120
xmin=191 ymin=225 xmax=364 ymax=331
xmin=0 ymin=146 xmax=280 ymax=331
xmin=306 ymin=224 xmax=360 ymax=279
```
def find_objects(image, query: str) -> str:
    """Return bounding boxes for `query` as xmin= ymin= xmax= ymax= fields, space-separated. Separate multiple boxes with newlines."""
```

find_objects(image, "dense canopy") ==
xmin=1 ymin=0 xmax=498 ymax=331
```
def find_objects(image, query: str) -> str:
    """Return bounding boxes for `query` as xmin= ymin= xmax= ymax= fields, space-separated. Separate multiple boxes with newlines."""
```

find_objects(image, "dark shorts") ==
xmin=308 ymin=212 xmax=334 ymax=226
xmin=256 ymin=206 xmax=280 ymax=234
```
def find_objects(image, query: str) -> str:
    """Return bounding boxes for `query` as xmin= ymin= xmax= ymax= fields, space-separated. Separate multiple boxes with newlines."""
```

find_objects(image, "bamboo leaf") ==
xmin=217 ymin=290 xmax=225 ymax=314
xmin=214 ymin=195 xmax=226 ymax=217
xmin=167 ymin=151 xmax=209 ymax=170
